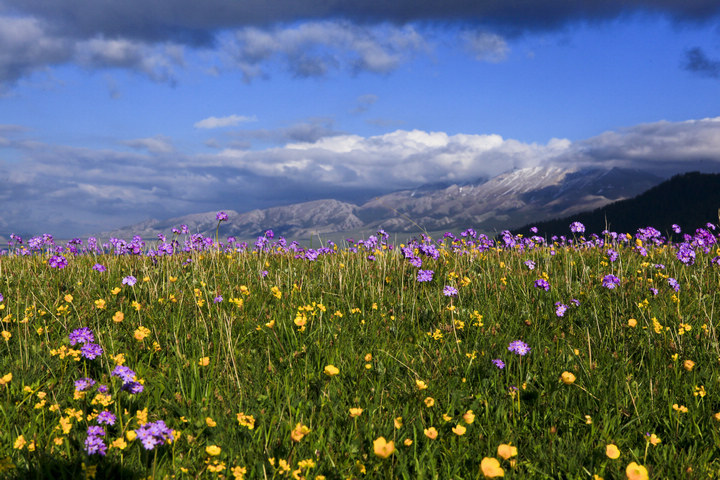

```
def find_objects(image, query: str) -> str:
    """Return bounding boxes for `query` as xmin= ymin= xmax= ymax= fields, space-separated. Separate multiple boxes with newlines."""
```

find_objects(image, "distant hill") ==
xmin=512 ymin=171 xmax=720 ymax=238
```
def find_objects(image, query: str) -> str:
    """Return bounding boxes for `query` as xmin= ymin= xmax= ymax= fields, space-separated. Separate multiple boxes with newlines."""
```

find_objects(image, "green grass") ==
xmin=1 ymin=232 xmax=720 ymax=479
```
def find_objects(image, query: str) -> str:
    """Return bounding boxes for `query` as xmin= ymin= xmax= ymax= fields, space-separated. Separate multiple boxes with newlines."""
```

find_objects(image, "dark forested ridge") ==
xmin=512 ymin=172 xmax=720 ymax=238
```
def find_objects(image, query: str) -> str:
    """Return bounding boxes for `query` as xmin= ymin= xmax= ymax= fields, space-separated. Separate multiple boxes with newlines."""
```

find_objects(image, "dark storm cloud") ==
xmin=682 ymin=47 xmax=720 ymax=78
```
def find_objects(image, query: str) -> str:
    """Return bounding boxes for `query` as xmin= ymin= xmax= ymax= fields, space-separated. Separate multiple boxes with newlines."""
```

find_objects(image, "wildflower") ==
xmin=694 ymin=385 xmax=706 ymax=398
xmin=122 ymin=276 xmax=137 ymax=286
xmin=349 ymin=407 xmax=363 ymax=418
xmin=206 ymin=417 xmax=217 ymax=427
xmin=231 ymin=466 xmax=247 ymax=480
xmin=672 ymin=404 xmax=688 ymax=413
xmin=524 ymin=260 xmax=536 ymax=270
xmin=555 ymin=302 xmax=568 ymax=317
xmin=497 ymin=444 xmax=517 ymax=460
xmin=628 ymin=318 xmax=637 ymax=328
xmin=646 ymin=433 xmax=661 ymax=446
xmin=80 ymin=343 xmax=103 ymax=360
xmin=69 ymin=327 xmax=94 ymax=345
xmin=672 ymin=224 xmax=681 ymax=234
xmin=237 ymin=412 xmax=256 ymax=429
xmin=111 ymin=365 xmax=137 ymax=384
xmin=602 ymin=274 xmax=620 ymax=289
xmin=134 ymin=326 xmax=151 ymax=341
xmin=290 ymin=423 xmax=310 ymax=442
xmin=97 ymin=411 xmax=116 ymax=425
xmin=416 ymin=379 xmax=428 ymax=390
xmin=198 ymin=357 xmax=210 ymax=366
xmin=480 ymin=457 xmax=505 ymax=478
xmin=424 ymin=427 xmax=438 ymax=439
xmin=668 ymin=277 xmax=680 ymax=292
xmin=206 ymin=445 xmax=222 ymax=456
xmin=417 ymin=269 xmax=434 ymax=282
xmin=94 ymin=299 xmax=106 ymax=309
xmin=394 ymin=417 xmax=403 ymax=429
xmin=443 ymin=285 xmax=458 ymax=297
xmin=492 ymin=359 xmax=505 ymax=369
xmin=560 ymin=372 xmax=576 ymax=385
xmin=373 ymin=437 xmax=395 ymax=458
xmin=606 ymin=444 xmax=620 ymax=459
xmin=570 ymin=221 xmax=585 ymax=233
xmin=1 ymin=331 xmax=10 ymax=341
xmin=112 ymin=311 xmax=124 ymax=323
xmin=534 ymin=279 xmax=550 ymax=291
xmin=683 ymin=359 xmax=695 ymax=371
xmin=452 ymin=424 xmax=467 ymax=435
xmin=323 ymin=364 xmax=339 ymax=376
xmin=424 ymin=397 xmax=435 ymax=407
xmin=13 ymin=435 xmax=26 ymax=450
xmin=135 ymin=420 xmax=174 ymax=450
xmin=48 ymin=255 xmax=68 ymax=269
xmin=84 ymin=435 xmax=107 ymax=456
xmin=74 ymin=378 xmax=96 ymax=391
xmin=216 ymin=211 xmax=229 ymax=222
xmin=508 ymin=340 xmax=530 ymax=356
xmin=463 ymin=410 xmax=476 ymax=424
xmin=92 ymin=264 xmax=106 ymax=272
xmin=625 ymin=462 xmax=649 ymax=480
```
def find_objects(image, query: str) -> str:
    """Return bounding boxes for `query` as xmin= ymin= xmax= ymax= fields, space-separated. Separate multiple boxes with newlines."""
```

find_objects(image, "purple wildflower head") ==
xmin=80 ymin=343 xmax=103 ymax=360
xmin=87 ymin=426 xmax=105 ymax=437
xmin=74 ymin=377 xmax=96 ymax=392
xmin=534 ymin=279 xmax=550 ymax=291
xmin=97 ymin=384 xmax=109 ymax=394
xmin=213 ymin=295 xmax=223 ymax=303
xmin=48 ymin=255 xmax=68 ymax=269
xmin=417 ymin=269 xmax=434 ymax=283
xmin=508 ymin=340 xmax=531 ymax=356
xmin=69 ymin=327 xmax=94 ymax=345
xmin=112 ymin=365 xmax=137 ymax=383
xmin=602 ymin=274 xmax=620 ymax=289
xmin=606 ymin=249 xmax=619 ymax=262
xmin=122 ymin=381 xmax=145 ymax=395
xmin=672 ymin=224 xmax=681 ymax=234
xmin=215 ymin=211 xmax=228 ymax=222
xmin=122 ymin=275 xmax=137 ymax=286
xmin=649 ymin=287 xmax=659 ymax=296
xmin=492 ymin=359 xmax=505 ymax=369
xmin=668 ymin=277 xmax=680 ymax=292
xmin=443 ymin=285 xmax=458 ymax=297
xmin=97 ymin=410 xmax=116 ymax=426
xmin=570 ymin=222 xmax=585 ymax=234
xmin=676 ymin=243 xmax=696 ymax=265
xmin=84 ymin=434 xmax=107 ymax=456
xmin=524 ymin=260 xmax=536 ymax=270
xmin=92 ymin=263 xmax=106 ymax=272
xmin=136 ymin=420 xmax=174 ymax=450
xmin=554 ymin=302 xmax=568 ymax=317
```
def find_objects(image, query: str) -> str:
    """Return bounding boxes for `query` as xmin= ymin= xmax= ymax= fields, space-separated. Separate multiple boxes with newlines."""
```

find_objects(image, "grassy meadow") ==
xmin=1 ymin=217 xmax=720 ymax=479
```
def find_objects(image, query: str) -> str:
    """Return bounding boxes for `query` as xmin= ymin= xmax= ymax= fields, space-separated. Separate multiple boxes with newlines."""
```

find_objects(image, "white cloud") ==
xmin=462 ymin=31 xmax=509 ymax=63
xmin=122 ymin=136 xmax=175 ymax=154
xmin=194 ymin=114 xmax=258 ymax=129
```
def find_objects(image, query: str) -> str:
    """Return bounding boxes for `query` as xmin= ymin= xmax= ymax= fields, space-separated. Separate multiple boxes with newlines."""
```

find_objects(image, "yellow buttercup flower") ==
xmin=424 ymin=397 xmax=435 ymax=407
xmin=112 ymin=311 xmax=124 ymax=323
xmin=416 ymin=379 xmax=428 ymax=390
xmin=480 ymin=457 xmax=505 ymax=478
xmin=373 ymin=437 xmax=395 ymax=458
xmin=198 ymin=357 xmax=210 ymax=367
xmin=497 ymin=443 xmax=517 ymax=460
xmin=560 ymin=371 xmax=576 ymax=385
xmin=394 ymin=416 xmax=403 ymax=429
xmin=683 ymin=359 xmax=695 ymax=371
xmin=463 ymin=410 xmax=476 ymax=424
xmin=626 ymin=462 xmax=649 ymax=480
xmin=606 ymin=444 xmax=620 ymax=459
xmin=452 ymin=424 xmax=467 ymax=436
xmin=424 ymin=427 xmax=438 ymax=439
xmin=349 ymin=407 xmax=363 ymax=418
xmin=290 ymin=423 xmax=310 ymax=442
xmin=206 ymin=445 xmax=222 ymax=456
xmin=206 ymin=417 xmax=216 ymax=427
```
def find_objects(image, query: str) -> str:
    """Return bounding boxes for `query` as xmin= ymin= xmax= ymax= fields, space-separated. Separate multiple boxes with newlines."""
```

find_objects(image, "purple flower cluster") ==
xmin=492 ymin=359 xmax=505 ymax=369
xmin=85 ymin=432 xmax=107 ymax=456
xmin=524 ymin=260 xmax=536 ymax=270
xmin=602 ymin=274 xmax=620 ymax=289
xmin=215 ymin=211 xmax=229 ymax=222
xmin=74 ymin=377 xmax=96 ymax=392
xmin=554 ymin=302 xmax=568 ymax=317
xmin=508 ymin=340 xmax=531 ymax=356
xmin=112 ymin=365 xmax=144 ymax=394
xmin=443 ymin=285 xmax=458 ymax=297
xmin=417 ymin=269 xmax=434 ymax=282
xmin=668 ymin=277 xmax=680 ymax=292
xmin=570 ymin=221 xmax=585 ymax=234
xmin=676 ymin=243 xmax=696 ymax=265
xmin=68 ymin=327 xmax=103 ymax=360
xmin=534 ymin=279 xmax=550 ymax=291
xmin=48 ymin=255 xmax=68 ymax=269
xmin=122 ymin=275 xmax=137 ymax=286
xmin=136 ymin=420 xmax=174 ymax=450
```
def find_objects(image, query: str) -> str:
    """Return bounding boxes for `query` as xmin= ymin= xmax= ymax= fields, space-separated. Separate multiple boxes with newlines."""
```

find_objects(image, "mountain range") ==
xmin=103 ymin=166 xmax=666 ymax=242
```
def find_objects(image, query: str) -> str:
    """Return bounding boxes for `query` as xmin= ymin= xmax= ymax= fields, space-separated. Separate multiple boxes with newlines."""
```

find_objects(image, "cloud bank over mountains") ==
xmin=1 ymin=116 xmax=720 ymax=237
xmin=1 ymin=0 xmax=720 ymax=87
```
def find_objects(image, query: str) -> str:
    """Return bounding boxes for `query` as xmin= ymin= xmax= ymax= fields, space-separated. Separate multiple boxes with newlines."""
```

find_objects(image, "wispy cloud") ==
xmin=682 ymin=47 xmax=720 ymax=79
xmin=194 ymin=114 xmax=258 ymax=129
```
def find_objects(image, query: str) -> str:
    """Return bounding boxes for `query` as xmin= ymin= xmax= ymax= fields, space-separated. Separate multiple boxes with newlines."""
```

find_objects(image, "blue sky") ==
xmin=1 ymin=1 xmax=720 ymax=237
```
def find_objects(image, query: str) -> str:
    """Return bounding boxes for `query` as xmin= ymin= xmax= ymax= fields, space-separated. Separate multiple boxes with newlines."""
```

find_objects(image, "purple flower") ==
xmin=97 ymin=410 xmax=116 ymax=425
xmin=135 ymin=420 xmax=174 ymax=450
xmin=409 ymin=256 xmax=422 ymax=268
xmin=92 ymin=263 xmax=106 ymax=272
xmin=97 ymin=384 xmax=109 ymax=394
xmin=672 ymin=224 xmax=681 ymax=234
xmin=508 ymin=340 xmax=531 ymax=356
xmin=443 ymin=285 xmax=458 ymax=297
xmin=492 ymin=359 xmax=505 ymax=369
xmin=570 ymin=222 xmax=585 ymax=234
xmin=260 ymin=270 xmax=269 ymax=278
xmin=606 ymin=249 xmax=619 ymax=262
xmin=69 ymin=327 xmax=94 ymax=346
xmin=87 ymin=426 xmax=105 ymax=437
xmin=676 ymin=244 xmax=696 ymax=265
xmin=81 ymin=343 xmax=103 ymax=360
xmin=213 ymin=295 xmax=223 ymax=303
xmin=602 ymin=274 xmax=620 ymax=289
xmin=668 ymin=277 xmax=680 ymax=292
xmin=524 ymin=260 xmax=536 ymax=270
xmin=649 ymin=287 xmax=659 ymax=296
xmin=74 ymin=377 xmax=96 ymax=392
xmin=112 ymin=365 xmax=137 ymax=383
xmin=534 ymin=279 xmax=550 ymax=291
xmin=122 ymin=275 xmax=137 ymax=286
xmin=0 ymin=293 xmax=4 ymax=302
xmin=417 ymin=269 xmax=434 ymax=283
xmin=84 ymin=435 xmax=107 ymax=456
xmin=215 ymin=211 xmax=228 ymax=222
xmin=48 ymin=255 xmax=68 ymax=269
xmin=122 ymin=381 xmax=144 ymax=394
xmin=570 ymin=298 xmax=580 ymax=306
xmin=555 ymin=302 xmax=568 ymax=317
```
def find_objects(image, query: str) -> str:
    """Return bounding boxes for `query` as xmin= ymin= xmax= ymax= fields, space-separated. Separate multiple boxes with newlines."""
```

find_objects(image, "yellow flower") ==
xmin=560 ymin=371 xmax=576 ymax=385
xmin=290 ymin=423 xmax=310 ymax=442
xmin=126 ymin=430 xmax=137 ymax=441
xmin=136 ymin=408 xmax=148 ymax=425
xmin=206 ymin=445 xmax=222 ymax=456
xmin=206 ymin=417 xmax=216 ymax=427
xmin=404 ymin=438 xmax=413 ymax=446
xmin=64 ymin=294 xmax=73 ymax=303
xmin=424 ymin=427 xmax=438 ymax=439
xmin=673 ymin=404 xmax=688 ymax=413
xmin=111 ymin=438 xmax=127 ymax=450
xmin=13 ymin=435 xmax=26 ymax=450
xmin=628 ymin=318 xmax=637 ymax=328
xmin=626 ymin=462 xmax=649 ymax=480
xmin=94 ymin=299 xmax=106 ymax=310
xmin=111 ymin=287 xmax=121 ymax=295
xmin=480 ymin=457 xmax=505 ymax=478
xmin=424 ymin=396 xmax=435 ymax=407
xmin=452 ymin=424 xmax=467 ymax=436
xmin=237 ymin=412 xmax=256 ymax=430
xmin=323 ymin=365 xmax=339 ymax=376
xmin=497 ymin=443 xmax=517 ymax=460
xmin=373 ymin=437 xmax=395 ymax=458
xmin=1 ymin=331 xmax=10 ymax=341
xmin=606 ymin=444 xmax=621 ymax=459
xmin=394 ymin=416 xmax=403 ymax=429
xmin=0 ymin=372 xmax=11 ymax=386
xmin=134 ymin=326 xmax=151 ymax=341
xmin=231 ymin=466 xmax=247 ymax=480
xmin=364 ymin=353 xmax=372 ymax=362
xmin=683 ymin=359 xmax=695 ymax=371
xmin=112 ymin=311 xmax=124 ymax=323
xmin=198 ymin=357 xmax=210 ymax=366
xmin=463 ymin=410 xmax=476 ymax=424
xmin=349 ymin=407 xmax=363 ymax=418
xmin=416 ymin=379 xmax=428 ymax=390
xmin=647 ymin=433 xmax=661 ymax=446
